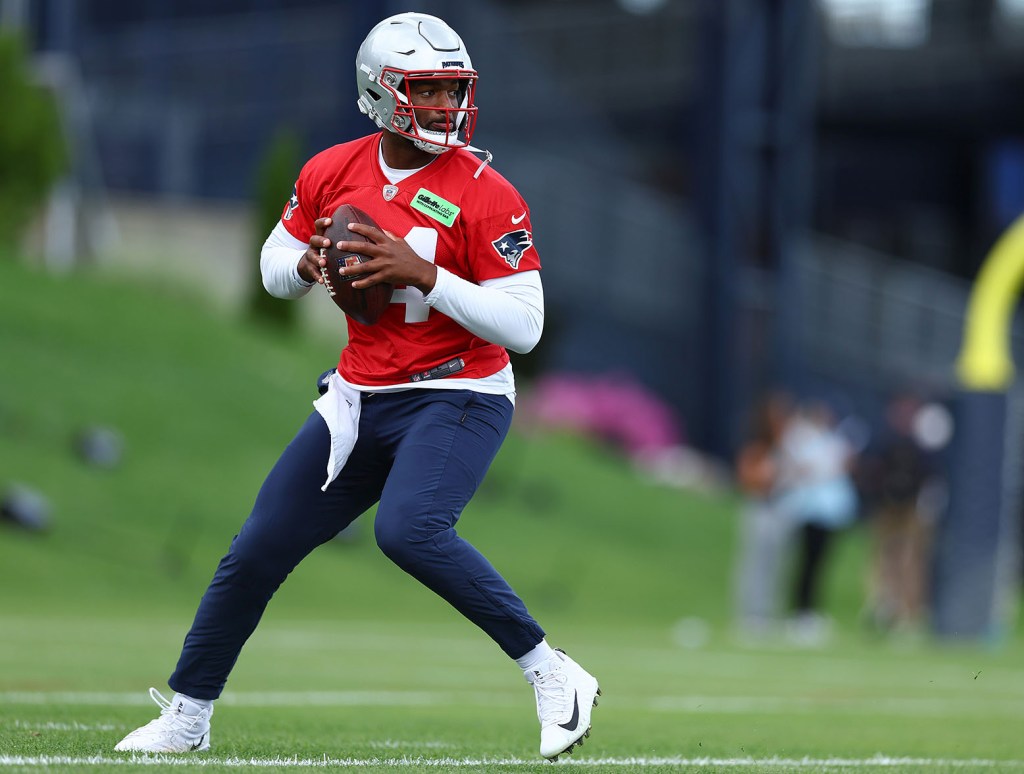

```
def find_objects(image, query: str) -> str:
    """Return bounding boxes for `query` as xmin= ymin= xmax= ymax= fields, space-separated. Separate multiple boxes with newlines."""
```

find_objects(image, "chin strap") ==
xmin=466 ymin=145 xmax=493 ymax=178
xmin=411 ymin=137 xmax=449 ymax=155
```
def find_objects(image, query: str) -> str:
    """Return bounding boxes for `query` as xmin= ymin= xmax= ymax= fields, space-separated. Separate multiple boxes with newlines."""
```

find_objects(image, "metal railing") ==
xmin=792 ymin=234 xmax=1024 ymax=406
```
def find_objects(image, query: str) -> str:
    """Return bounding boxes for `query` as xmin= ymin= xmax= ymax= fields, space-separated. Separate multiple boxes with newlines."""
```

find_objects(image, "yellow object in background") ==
xmin=956 ymin=214 xmax=1024 ymax=391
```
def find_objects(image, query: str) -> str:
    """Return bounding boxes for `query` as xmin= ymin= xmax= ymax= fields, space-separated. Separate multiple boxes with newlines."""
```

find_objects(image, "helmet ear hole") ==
xmin=365 ymin=88 xmax=384 ymax=103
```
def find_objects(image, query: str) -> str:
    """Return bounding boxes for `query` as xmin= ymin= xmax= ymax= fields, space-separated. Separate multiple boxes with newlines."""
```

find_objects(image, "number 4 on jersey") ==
xmin=391 ymin=226 xmax=437 ymax=323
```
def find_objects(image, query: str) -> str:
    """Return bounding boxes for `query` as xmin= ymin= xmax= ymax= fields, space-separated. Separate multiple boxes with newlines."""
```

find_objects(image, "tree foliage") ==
xmin=248 ymin=129 xmax=303 ymax=328
xmin=0 ymin=33 xmax=66 ymax=249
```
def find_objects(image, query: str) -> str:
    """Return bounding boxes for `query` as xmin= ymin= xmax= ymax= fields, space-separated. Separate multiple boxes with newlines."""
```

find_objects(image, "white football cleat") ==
xmin=114 ymin=688 xmax=212 ymax=753
xmin=525 ymin=648 xmax=601 ymax=760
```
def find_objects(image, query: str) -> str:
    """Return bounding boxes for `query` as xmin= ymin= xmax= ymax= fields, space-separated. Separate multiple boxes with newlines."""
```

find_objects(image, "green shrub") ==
xmin=248 ymin=129 xmax=303 ymax=328
xmin=0 ymin=32 xmax=66 ymax=249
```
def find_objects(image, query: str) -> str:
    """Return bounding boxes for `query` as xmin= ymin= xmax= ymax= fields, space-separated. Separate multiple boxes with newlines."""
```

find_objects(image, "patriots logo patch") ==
xmin=283 ymin=185 xmax=300 ymax=221
xmin=491 ymin=229 xmax=533 ymax=269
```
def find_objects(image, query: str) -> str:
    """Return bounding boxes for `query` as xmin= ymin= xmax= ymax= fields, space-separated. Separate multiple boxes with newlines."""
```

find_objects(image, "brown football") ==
xmin=320 ymin=204 xmax=393 ymax=325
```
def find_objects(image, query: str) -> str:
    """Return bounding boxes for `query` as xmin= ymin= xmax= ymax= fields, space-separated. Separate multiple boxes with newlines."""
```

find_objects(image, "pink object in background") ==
xmin=519 ymin=372 xmax=683 ymax=459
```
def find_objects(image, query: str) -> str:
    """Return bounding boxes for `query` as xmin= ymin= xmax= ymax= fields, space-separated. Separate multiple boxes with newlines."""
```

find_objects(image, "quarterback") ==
xmin=114 ymin=11 xmax=600 ymax=761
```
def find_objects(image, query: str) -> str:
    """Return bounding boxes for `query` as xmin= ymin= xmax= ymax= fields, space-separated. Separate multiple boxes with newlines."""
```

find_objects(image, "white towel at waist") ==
xmin=312 ymin=371 xmax=362 ymax=492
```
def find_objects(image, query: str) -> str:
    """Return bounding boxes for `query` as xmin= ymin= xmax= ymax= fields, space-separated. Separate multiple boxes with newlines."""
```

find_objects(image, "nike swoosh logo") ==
xmin=190 ymin=734 xmax=206 ymax=751
xmin=558 ymin=691 xmax=580 ymax=731
xmin=511 ymin=212 xmax=526 ymax=224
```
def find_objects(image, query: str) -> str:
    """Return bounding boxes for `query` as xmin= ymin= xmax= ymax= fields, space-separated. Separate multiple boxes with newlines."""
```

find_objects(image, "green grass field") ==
xmin=2 ymin=258 xmax=1023 ymax=773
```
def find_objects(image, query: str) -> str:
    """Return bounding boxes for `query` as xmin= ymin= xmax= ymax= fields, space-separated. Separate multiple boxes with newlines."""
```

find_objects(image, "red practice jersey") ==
xmin=281 ymin=133 xmax=542 ymax=386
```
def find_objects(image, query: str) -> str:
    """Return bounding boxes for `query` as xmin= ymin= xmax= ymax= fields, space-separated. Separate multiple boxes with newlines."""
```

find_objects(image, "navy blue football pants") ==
xmin=169 ymin=387 xmax=545 ymax=701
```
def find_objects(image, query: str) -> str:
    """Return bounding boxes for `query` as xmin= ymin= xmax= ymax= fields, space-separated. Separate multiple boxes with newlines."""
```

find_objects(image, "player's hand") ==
xmin=336 ymin=223 xmax=438 ymax=294
xmin=297 ymin=217 xmax=333 ymax=284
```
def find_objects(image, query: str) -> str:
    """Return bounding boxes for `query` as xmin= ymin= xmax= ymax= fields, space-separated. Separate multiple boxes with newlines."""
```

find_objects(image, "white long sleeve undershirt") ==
xmin=260 ymin=222 xmax=315 ymax=299
xmin=424 ymin=266 xmax=543 ymax=354
xmin=259 ymin=221 xmax=544 ymax=353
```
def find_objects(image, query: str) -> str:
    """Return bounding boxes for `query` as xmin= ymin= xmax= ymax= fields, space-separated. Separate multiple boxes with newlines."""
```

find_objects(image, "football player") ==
xmin=114 ymin=11 xmax=599 ymax=761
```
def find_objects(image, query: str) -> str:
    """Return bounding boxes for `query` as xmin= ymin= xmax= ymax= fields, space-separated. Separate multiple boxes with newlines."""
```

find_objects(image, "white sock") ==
xmin=173 ymin=692 xmax=213 ymax=714
xmin=515 ymin=640 xmax=557 ymax=672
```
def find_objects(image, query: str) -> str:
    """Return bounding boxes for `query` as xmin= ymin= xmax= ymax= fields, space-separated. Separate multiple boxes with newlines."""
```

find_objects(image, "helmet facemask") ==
xmin=381 ymin=68 xmax=478 ymax=155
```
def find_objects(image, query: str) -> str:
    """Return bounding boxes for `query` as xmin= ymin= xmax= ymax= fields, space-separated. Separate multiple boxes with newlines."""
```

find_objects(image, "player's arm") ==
xmin=263 ymin=163 xmax=338 ymax=299
xmin=260 ymin=219 xmax=333 ymax=299
xmin=424 ymin=189 xmax=545 ymax=352
xmin=425 ymin=267 xmax=544 ymax=354
xmin=338 ymin=222 xmax=544 ymax=353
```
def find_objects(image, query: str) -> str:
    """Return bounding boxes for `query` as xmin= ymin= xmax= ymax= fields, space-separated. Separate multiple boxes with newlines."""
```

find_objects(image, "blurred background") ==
xmin=4 ymin=0 xmax=1024 ymax=651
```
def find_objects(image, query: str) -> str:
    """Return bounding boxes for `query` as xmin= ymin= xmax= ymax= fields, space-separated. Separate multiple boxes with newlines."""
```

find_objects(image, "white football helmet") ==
xmin=355 ymin=12 xmax=478 ymax=155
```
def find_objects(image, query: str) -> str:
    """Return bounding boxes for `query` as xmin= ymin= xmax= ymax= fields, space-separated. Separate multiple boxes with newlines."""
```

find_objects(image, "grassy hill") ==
xmin=0 ymin=256 xmax=815 ymax=632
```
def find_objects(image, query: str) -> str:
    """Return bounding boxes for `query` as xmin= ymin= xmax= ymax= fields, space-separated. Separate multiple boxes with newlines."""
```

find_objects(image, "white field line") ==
xmin=368 ymin=740 xmax=451 ymax=749
xmin=4 ymin=690 xmax=1024 ymax=718
xmin=1 ymin=754 xmax=1023 ymax=768
xmin=647 ymin=695 xmax=1024 ymax=717
xmin=12 ymin=720 xmax=118 ymax=731
xmin=0 ymin=691 xmax=446 ymax=707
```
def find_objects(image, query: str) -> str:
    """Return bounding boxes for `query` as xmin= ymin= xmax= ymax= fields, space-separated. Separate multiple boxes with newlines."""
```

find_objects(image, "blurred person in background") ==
xmin=113 ymin=12 xmax=598 ymax=761
xmin=775 ymin=400 xmax=860 ymax=646
xmin=857 ymin=393 xmax=950 ymax=635
xmin=733 ymin=391 xmax=796 ymax=639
